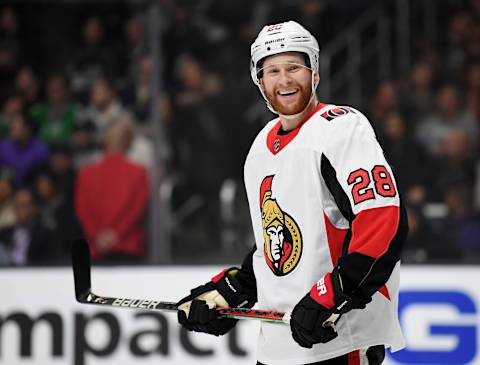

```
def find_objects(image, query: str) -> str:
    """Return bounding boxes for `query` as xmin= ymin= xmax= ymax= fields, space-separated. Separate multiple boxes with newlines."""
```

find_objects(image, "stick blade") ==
xmin=72 ymin=238 xmax=92 ymax=302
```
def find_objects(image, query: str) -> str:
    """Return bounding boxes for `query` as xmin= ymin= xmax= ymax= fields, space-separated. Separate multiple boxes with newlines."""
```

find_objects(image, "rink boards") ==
xmin=0 ymin=265 xmax=479 ymax=365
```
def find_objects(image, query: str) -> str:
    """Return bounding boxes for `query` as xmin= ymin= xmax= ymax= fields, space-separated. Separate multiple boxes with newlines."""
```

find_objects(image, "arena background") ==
xmin=0 ymin=0 xmax=479 ymax=364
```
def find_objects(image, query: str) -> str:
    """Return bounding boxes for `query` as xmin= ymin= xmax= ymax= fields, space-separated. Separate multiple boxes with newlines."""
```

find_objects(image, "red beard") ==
xmin=265 ymin=82 xmax=312 ymax=115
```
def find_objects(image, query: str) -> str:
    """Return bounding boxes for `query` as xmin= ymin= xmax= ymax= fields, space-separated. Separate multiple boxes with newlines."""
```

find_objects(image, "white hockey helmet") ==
xmin=250 ymin=21 xmax=320 ymax=86
xmin=250 ymin=21 xmax=320 ymax=114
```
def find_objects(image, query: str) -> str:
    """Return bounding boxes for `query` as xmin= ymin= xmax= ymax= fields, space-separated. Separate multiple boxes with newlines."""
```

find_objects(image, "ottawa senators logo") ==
xmin=260 ymin=175 xmax=302 ymax=276
xmin=320 ymin=106 xmax=356 ymax=121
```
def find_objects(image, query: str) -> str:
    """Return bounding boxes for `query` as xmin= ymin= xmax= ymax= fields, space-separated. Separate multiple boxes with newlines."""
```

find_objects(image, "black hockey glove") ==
xmin=290 ymin=267 xmax=370 ymax=348
xmin=177 ymin=268 xmax=256 ymax=336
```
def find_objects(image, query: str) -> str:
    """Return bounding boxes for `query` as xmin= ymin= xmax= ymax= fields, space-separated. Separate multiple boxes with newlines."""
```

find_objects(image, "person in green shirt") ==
xmin=31 ymin=74 xmax=79 ymax=146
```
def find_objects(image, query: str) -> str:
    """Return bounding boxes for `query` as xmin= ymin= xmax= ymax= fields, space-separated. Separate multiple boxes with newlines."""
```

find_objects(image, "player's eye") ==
xmin=266 ymin=67 xmax=279 ymax=75
xmin=287 ymin=64 xmax=301 ymax=72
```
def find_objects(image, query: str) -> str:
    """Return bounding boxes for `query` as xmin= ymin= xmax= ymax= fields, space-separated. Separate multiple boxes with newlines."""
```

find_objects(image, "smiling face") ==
xmin=259 ymin=52 xmax=317 ymax=116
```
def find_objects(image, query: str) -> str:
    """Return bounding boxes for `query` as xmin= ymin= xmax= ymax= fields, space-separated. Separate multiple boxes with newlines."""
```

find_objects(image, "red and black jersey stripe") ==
xmin=320 ymin=153 xmax=408 ymax=303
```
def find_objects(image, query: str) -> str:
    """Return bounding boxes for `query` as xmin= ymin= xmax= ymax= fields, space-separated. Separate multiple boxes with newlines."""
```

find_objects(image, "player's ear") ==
xmin=314 ymin=72 xmax=320 ymax=85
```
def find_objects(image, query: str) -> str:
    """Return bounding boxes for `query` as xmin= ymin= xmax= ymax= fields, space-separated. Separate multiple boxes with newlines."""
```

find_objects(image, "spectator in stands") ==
xmin=125 ymin=16 xmax=149 ymax=83
xmin=399 ymin=60 xmax=436 ymax=129
xmin=0 ymin=7 xmax=19 ymax=102
xmin=401 ymin=206 xmax=434 ymax=263
xmin=123 ymin=53 xmax=173 ymax=147
xmin=0 ymin=187 xmax=56 ymax=266
xmin=470 ymin=0 xmax=480 ymax=20
xmin=75 ymin=118 xmax=148 ymax=262
xmin=369 ymin=80 xmax=399 ymax=129
xmin=0 ymin=7 xmax=19 ymax=50
xmin=443 ymin=184 xmax=480 ymax=261
xmin=416 ymin=85 xmax=478 ymax=156
xmin=69 ymin=17 xmax=117 ymax=102
xmin=442 ymin=12 xmax=472 ymax=82
xmin=171 ymin=54 xmax=227 ymax=180
xmin=14 ymin=66 xmax=39 ymax=108
xmin=81 ymin=77 xmax=127 ymax=143
xmin=404 ymin=156 xmax=477 ymax=261
xmin=162 ymin=4 xmax=213 ymax=88
xmin=0 ymin=168 xmax=15 ymax=230
xmin=380 ymin=111 xmax=430 ymax=204
xmin=0 ymin=92 xmax=24 ymax=138
xmin=174 ymin=54 xmax=223 ymax=106
xmin=32 ymin=166 xmax=80 ymax=260
xmin=49 ymin=144 xmax=76 ymax=204
xmin=71 ymin=119 xmax=99 ymax=168
xmin=465 ymin=62 xmax=480 ymax=121
xmin=123 ymin=54 xmax=153 ymax=125
xmin=31 ymin=74 xmax=79 ymax=146
xmin=432 ymin=129 xmax=477 ymax=199
xmin=0 ymin=111 xmax=49 ymax=183
xmin=121 ymin=114 xmax=154 ymax=169
xmin=170 ymin=54 xmax=227 ymax=247
xmin=465 ymin=23 xmax=480 ymax=63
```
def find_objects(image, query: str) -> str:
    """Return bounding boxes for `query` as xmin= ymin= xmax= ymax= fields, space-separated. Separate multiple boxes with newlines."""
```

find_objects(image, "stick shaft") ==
xmin=72 ymin=239 xmax=289 ymax=323
xmin=80 ymin=291 xmax=289 ymax=323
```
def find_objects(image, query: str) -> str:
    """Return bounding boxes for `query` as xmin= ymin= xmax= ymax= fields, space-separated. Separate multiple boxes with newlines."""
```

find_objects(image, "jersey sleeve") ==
xmin=320 ymin=109 xmax=408 ymax=303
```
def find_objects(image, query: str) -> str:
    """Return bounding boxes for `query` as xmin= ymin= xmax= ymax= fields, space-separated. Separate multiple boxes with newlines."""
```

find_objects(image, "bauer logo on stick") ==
xmin=113 ymin=298 xmax=160 ymax=309
xmin=259 ymin=175 xmax=302 ymax=276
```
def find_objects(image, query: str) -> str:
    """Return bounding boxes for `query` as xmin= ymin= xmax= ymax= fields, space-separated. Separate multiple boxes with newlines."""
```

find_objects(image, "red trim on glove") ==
xmin=211 ymin=269 xmax=227 ymax=283
xmin=309 ymin=272 xmax=335 ymax=309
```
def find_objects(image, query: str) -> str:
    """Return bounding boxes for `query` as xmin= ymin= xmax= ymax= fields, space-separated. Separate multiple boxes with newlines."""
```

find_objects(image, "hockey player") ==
xmin=177 ymin=21 xmax=408 ymax=365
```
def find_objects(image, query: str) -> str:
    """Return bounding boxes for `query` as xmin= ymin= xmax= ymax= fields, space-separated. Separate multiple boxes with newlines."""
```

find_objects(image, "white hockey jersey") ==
xmin=243 ymin=103 xmax=408 ymax=365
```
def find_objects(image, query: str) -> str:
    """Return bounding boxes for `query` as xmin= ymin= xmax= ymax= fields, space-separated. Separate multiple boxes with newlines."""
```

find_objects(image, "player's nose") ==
xmin=277 ymin=69 xmax=294 ymax=85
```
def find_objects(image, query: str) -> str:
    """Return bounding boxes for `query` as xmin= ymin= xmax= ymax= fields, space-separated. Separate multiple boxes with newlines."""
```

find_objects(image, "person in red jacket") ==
xmin=75 ymin=118 xmax=148 ymax=261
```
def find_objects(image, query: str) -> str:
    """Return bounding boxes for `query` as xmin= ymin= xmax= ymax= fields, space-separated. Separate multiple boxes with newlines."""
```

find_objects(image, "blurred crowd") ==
xmin=369 ymin=2 xmax=480 ymax=262
xmin=0 ymin=0 xmax=478 ymax=266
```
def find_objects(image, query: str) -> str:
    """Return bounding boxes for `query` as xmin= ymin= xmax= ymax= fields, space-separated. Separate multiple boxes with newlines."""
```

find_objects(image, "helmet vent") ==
xmin=290 ymin=36 xmax=310 ymax=43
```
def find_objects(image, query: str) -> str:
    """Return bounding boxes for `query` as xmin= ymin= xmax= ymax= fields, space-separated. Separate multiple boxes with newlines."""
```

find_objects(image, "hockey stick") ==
xmin=72 ymin=238 xmax=290 ymax=324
